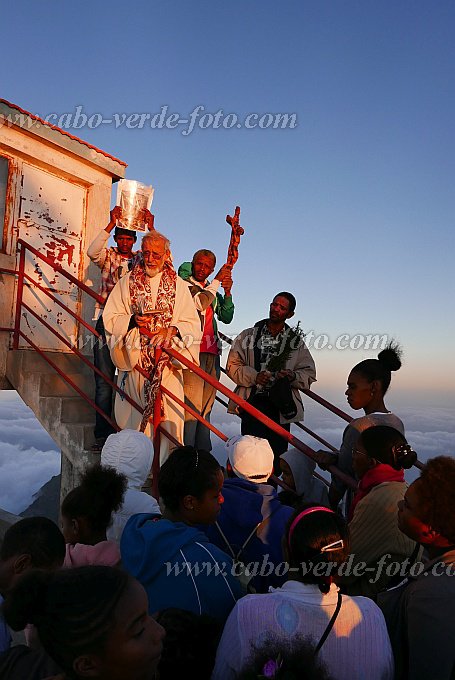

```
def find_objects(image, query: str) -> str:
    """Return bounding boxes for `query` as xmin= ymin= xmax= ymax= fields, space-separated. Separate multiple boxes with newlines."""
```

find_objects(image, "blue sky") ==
xmin=2 ymin=0 xmax=454 ymax=409
xmin=1 ymin=2 xmax=454 ymax=513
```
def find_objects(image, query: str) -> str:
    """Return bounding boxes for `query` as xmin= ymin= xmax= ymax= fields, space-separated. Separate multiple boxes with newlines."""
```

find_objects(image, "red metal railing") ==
xmin=7 ymin=238 xmax=418 ymax=501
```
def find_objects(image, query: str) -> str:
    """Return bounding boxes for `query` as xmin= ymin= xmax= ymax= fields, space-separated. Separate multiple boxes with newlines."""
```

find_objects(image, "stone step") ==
xmin=7 ymin=349 xmax=93 ymax=377
xmin=40 ymin=372 xmax=94 ymax=398
xmin=62 ymin=422 xmax=98 ymax=454
xmin=60 ymin=396 xmax=96 ymax=424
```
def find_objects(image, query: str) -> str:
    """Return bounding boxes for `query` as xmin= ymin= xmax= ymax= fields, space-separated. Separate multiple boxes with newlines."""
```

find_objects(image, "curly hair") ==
xmin=61 ymin=464 xmax=127 ymax=534
xmin=237 ymin=633 xmax=334 ymax=680
xmin=417 ymin=456 xmax=455 ymax=543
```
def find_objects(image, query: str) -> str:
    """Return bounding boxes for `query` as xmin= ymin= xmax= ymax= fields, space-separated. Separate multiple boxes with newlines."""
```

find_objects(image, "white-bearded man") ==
xmin=103 ymin=230 xmax=201 ymax=464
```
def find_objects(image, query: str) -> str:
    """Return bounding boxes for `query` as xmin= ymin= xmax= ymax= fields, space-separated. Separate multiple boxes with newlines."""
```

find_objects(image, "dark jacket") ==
xmin=378 ymin=548 xmax=455 ymax=680
xmin=121 ymin=513 xmax=243 ymax=623
xmin=205 ymin=478 xmax=294 ymax=592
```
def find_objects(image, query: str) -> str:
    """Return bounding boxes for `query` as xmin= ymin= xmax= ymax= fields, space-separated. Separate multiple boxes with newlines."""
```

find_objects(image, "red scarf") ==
xmin=348 ymin=464 xmax=404 ymax=521
xmin=129 ymin=260 xmax=177 ymax=432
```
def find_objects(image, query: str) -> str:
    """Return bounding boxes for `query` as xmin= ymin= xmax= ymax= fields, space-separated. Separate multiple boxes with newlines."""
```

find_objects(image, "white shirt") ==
xmin=212 ymin=581 xmax=394 ymax=680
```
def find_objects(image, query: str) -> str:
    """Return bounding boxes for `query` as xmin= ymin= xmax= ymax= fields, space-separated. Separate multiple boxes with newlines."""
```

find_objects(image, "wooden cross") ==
xmin=225 ymin=205 xmax=244 ymax=271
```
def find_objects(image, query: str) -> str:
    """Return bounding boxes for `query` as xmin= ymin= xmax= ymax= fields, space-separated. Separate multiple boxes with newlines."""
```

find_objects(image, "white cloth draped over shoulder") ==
xmin=103 ymin=271 xmax=202 ymax=464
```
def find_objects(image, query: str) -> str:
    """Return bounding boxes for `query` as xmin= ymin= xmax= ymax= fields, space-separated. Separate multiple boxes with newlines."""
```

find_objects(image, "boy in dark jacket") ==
xmin=206 ymin=435 xmax=294 ymax=592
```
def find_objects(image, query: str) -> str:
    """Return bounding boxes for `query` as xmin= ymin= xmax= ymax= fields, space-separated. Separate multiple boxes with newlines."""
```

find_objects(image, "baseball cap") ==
xmin=226 ymin=435 xmax=274 ymax=483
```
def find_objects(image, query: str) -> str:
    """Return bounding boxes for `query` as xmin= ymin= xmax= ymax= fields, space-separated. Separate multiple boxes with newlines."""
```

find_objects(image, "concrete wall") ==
xmin=0 ymin=105 xmax=126 ymax=387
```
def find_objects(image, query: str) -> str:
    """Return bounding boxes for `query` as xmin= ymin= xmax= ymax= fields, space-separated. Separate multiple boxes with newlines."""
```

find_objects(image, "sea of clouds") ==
xmin=0 ymin=391 xmax=60 ymax=514
xmin=211 ymin=396 xmax=455 ymax=485
xmin=0 ymin=387 xmax=454 ymax=515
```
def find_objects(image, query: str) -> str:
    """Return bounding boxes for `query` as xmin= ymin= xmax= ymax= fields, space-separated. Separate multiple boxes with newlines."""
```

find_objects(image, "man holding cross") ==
xmin=178 ymin=250 xmax=234 ymax=450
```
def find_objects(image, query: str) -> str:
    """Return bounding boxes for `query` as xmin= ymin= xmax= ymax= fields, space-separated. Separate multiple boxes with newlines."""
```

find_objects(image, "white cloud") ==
xmin=0 ymin=392 xmax=60 ymax=515
xmin=210 ymin=394 xmax=455 ymax=481
xmin=0 ymin=386 xmax=454 ymax=515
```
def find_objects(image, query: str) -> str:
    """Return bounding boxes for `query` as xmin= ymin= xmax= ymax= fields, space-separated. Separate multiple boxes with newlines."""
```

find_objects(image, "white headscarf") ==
xmin=280 ymin=448 xmax=330 ymax=507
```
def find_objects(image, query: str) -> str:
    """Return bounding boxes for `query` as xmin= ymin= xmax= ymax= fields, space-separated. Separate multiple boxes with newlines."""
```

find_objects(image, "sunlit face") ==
xmin=191 ymin=470 xmax=225 ymax=525
xmin=192 ymin=254 xmax=215 ymax=283
xmin=345 ymin=371 xmax=374 ymax=411
xmin=269 ymin=295 xmax=293 ymax=323
xmin=142 ymin=239 xmax=167 ymax=277
xmin=93 ymin=579 xmax=165 ymax=680
xmin=397 ymin=480 xmax=429 ymax=543
xmin=115 ymin=232 xmax=136 ymax=256
xmin=280 ymin=459 xmax=295 ymax=490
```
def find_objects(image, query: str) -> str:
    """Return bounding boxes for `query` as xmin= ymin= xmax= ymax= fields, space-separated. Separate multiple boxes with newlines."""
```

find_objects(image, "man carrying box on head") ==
xmin=87 ymin=205 xmax=154 ymax=451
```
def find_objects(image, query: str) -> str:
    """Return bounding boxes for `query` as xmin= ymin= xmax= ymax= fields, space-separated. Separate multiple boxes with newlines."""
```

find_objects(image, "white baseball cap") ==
xmin=226 ymin=435 xmax=274 ymax=483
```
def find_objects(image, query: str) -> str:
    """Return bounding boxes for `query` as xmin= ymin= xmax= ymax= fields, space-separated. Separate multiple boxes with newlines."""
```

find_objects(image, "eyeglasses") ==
xmin=352 ymin=447 xmax=368 ymax=457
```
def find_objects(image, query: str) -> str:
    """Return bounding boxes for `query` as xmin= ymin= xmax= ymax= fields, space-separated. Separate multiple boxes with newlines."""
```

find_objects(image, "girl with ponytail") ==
xmin=61 ymin=464 xmax=127 ymax=567
xmin=212 ymin=506 xmax=394 ymax=680
xmin=316 ymin=341 xmax=406 ymax=510
xmin=340 ymin=426 xmax=419 ymax=598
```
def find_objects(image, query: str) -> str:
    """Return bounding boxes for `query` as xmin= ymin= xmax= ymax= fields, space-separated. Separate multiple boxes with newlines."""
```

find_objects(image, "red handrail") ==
xmin=17 ymin=329 xmax=119 ymax=432
xmin=138 ymin=328 xmax=357 ymax=490
xmin=12 ymin=245 xmax=25 ymax=350
xmin=12 ymin=239 xmax=419 ymax=493
xmin=17 ymin=238 xmax=104 ymax=305
xmin=20 ymin=301 xmax=144 ymax=416
xmin=20 ymin=270 xmax=100 ymax=338
xmin=294 ymin=422 xmax=339 ymax=453
xmin=218 ymin=331 xmax=353 ymax=424
xmin=151 ymin=349 xmax=163 ymax=499
xmin=301 ymin=388 xmax=352 ymax=423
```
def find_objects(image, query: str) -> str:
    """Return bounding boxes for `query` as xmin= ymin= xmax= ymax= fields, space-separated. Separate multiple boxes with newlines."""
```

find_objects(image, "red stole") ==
xmin=129 ymin=261 xmax=177 ymax=432
xmin=349 ymin=464 xmax=404 ymax=521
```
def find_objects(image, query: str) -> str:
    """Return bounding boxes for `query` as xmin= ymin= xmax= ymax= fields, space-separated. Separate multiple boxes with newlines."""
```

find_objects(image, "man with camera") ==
xmin=226 ymin=292 xmax=316 ymax=474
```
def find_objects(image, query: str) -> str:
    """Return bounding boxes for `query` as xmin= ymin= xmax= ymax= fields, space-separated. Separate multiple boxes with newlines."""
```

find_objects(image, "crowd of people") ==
xmin=0 ymin=208 xmax=454 ymax=679
xmin=1 ymin=443 xmax=454 ymax=679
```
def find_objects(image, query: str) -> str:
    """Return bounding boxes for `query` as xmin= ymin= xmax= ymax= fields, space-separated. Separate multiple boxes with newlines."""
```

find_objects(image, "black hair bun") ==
xmin=392 ymin=444 xmax=417 ymax=470
xmin=378 ymin=341 xmax=402 ymax=372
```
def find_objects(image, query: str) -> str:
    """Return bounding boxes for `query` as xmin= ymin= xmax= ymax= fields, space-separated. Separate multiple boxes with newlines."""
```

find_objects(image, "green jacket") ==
xmin=178 ymin=262 xmax=234 ymax=341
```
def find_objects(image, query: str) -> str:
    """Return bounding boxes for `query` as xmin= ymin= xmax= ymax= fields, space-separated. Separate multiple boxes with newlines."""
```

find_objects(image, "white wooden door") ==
xmin=15 ymin=163 xmax=86 ymax=350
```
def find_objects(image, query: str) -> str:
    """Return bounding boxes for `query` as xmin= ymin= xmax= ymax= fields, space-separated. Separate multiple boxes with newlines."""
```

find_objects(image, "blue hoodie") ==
xmin=121 ymin=514 xmax=243 ymax=622
xmin=205 ymin=479 xmax=294 ymax=593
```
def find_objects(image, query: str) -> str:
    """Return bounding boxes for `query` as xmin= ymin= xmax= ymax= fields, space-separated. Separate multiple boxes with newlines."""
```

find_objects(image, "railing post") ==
xmin=151 ymin=348 xmax=163 ymax=500
xmin=13 ymin=243 xmax=26 ymax=350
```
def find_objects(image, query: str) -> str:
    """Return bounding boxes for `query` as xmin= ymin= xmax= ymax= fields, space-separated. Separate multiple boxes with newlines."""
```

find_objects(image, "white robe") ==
xmin=103 ymin=270 xmax=202 ymax=464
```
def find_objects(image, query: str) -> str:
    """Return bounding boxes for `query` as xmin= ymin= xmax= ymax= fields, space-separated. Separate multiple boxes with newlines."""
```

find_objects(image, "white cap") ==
xmin=226 ymin=435 xmax=274 ymax=483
